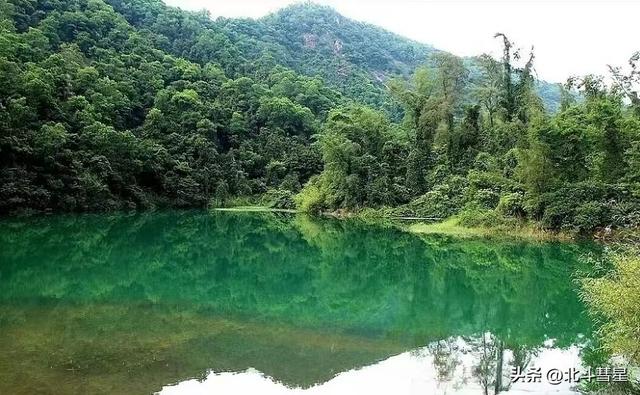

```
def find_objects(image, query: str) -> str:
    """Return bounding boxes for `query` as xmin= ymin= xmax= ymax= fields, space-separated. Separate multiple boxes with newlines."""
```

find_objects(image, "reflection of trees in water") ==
xmin=473 ymin=334 xmax=497 ymax=395
xmin=0 ymin=211 xmax=595 ymax=393
xmin=472 ymin=334 xmax=538 ymax=395
xmin=471 ymin=334 xmax=522 ymax=395
xmin=424 ymin=333 xmax=538 ymax=395
xmin=428 ymin=338 xmax=463 ymax=389
xmin=511 ymin=344 xmax=534 ymax=374
xmin=0 ymin=210 xmax=595 ymax=347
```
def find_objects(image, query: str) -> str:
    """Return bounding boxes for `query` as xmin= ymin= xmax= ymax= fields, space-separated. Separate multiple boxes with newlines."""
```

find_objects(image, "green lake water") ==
xmin=0 ymin=210 xmax=602 ymax=394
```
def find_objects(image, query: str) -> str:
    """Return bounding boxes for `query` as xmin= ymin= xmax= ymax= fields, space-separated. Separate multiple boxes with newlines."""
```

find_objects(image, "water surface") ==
xmin=0 ymin=211 xmax=600 ymax=394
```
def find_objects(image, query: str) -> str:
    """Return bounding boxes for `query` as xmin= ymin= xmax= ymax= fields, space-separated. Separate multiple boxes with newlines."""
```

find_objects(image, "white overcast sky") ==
xmin=165 ymin=0 xmax=639 ymax=83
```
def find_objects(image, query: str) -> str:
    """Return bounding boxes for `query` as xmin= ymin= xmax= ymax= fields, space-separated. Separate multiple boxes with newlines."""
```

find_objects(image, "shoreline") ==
xmin=6 ymin=205 xmax=636 ymax=244
xmin=212 ymin=205 xmax=634 ymax=243
xmin=212 ymin=206 xmax=298 ymax=214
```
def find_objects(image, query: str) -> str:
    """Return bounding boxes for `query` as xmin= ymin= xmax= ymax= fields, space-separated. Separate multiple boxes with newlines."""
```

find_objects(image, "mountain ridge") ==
xmin=111 ymin=0 xmax=561 ymax=113
xmin=225 ymin=2 xmax=562 ymax=112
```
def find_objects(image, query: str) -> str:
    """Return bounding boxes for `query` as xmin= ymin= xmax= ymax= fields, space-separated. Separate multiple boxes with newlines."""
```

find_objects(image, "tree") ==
xmin=256 ymin=96 xmax=315 ymax=136
xmin=475 ymin=54 xmax=501 ymax=128
xmin=494 ymin=33 xmax=516 ymax=121
xmin=609 ymin=51 xmax=640 ymax=116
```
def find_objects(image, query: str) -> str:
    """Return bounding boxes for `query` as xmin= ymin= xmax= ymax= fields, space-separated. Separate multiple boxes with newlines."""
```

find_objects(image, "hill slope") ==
xmin=258 ymin=4 xmax=562 ymax=111
xmin=108 ymin=1 xmax=561 ymax=113
xmin=231 ymin=3 xmax=562 ymax=112
xmin=0 ymin=0 xmax=573 ymax=215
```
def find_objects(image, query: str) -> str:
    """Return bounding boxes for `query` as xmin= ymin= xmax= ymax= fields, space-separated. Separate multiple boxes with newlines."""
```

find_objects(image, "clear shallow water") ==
xmin=0 ymin=210 xmax=600 ymax=394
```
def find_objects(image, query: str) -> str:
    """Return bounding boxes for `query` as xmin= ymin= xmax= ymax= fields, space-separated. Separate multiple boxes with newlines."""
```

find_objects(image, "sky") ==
xmin=165 ymin=0 xmax=640 ymax=83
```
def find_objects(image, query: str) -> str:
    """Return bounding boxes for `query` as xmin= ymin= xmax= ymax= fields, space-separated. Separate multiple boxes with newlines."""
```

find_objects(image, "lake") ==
xmin=0 ymin=210 xmax=601 ymax=394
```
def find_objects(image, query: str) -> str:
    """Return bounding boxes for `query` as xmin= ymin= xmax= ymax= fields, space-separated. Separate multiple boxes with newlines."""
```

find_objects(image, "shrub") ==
xmin=474 ymin=152 xmax=499 ymax=172
xmin=541 ymin=201 xmax=573 ymax=230
xmin=582 ymin=251 xmax=640 ymax=365
xmin=611 ymin=201 xmax=640 ymax=229
xmin=465 ymin=169 xmax=515 ymax=209
xmin=471 ymin=188 xmax=501 ymax=209
xmin=456 ymin=206 xmax=514 ymax=228
xmin=294 ymin=177 xmax=326 ymax=213
xmin=572 ymin=202 xmax=609 ymax=234
xmin=497 ymin=192 xmax=526 ymax=218
xmin=403 ymin=176 xmax=467 ymax=218
xmin=261 ymin=189 xmax=295 ymax=209
xmin=538 ymin=182 xmax=640 ymax=232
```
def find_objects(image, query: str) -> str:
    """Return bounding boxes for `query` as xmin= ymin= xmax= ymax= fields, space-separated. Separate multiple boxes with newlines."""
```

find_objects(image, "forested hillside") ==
xmin=1 ymin=0 xmax=335 ymax=212
xmin=226 ymin=3 xmax=436 ymax=115
xmin=107 ymin=1 xmax=562 ymax=115
xmin=229 ymin=4 xmax=563 ymax=113
xmin=1 ymin=0 xmax=638 ymax=234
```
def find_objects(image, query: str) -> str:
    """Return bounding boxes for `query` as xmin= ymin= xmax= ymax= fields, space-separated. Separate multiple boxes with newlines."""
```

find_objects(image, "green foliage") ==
xmin=582 ymin=250 xmax=640 ymax=365
xmin=213 ymin=180 xmax=230 ymax=207
xmin=0 ymin=0 xmax=345 ymax=214
xmin=257 ymin=96 xmax=316 ymax=136
xmin=456 ymin=206 xmax=516 ymax=228
xmin=399 ymin=176 xmax=468 ymax=218
xmin=295 ymin=105 xmax=409 ymax=210
xmin=0 ymin=0 xmax=637 ymax=236
xmin=295 ymin=33 xmax=639 ymax=235
xmin=537 ymin=182 xmax=640 ymax=233
xmin=260 ymin=188 xmax=295 ymax=209
xmin=294 ymin=176 xmax=327 ymax=214
xmin=496 ymin=192 xmax=525 ymax=218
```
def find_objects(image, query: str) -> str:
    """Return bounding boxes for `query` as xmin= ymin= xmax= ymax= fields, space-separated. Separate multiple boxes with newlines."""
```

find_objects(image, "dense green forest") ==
xmin=1 ymin=0 xmax=639 ymax=234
